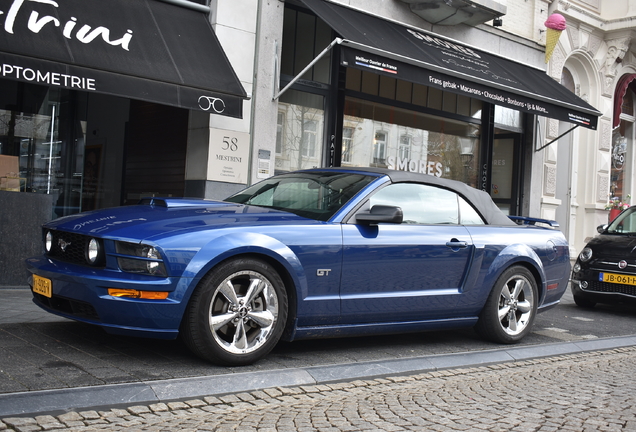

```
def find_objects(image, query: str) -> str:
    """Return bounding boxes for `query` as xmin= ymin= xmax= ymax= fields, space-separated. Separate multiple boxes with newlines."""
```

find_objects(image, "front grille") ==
xmin=46 ymin=231 xmax=92 ymax=266
xmin=584 ymin=280 xmax=636 ymax=297
xmin=33 ymin=292 xmax=100 ymax=321
xmin=593 ymin=260 xmax=636 ymax=271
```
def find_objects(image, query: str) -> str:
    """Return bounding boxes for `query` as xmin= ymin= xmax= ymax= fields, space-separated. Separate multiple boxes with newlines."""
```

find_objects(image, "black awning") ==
xmin=0 ymin=0 xmax=247 ymax=118
xmin=300 ymin=0 xmax=601 ymax=130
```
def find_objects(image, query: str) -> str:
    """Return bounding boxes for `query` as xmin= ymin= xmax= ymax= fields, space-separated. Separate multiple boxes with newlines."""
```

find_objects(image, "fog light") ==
xmin=580 ymin=281 xmax=588 ymax=289
xmin=108 ymin=289 xmax=169 ymax=299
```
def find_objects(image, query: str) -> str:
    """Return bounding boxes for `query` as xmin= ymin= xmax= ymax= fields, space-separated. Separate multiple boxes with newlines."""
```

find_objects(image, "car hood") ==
xmin=44 ymin=200 xmax=319 ymax=241
xmin=586 ymin=233 xmax=636 ymax=259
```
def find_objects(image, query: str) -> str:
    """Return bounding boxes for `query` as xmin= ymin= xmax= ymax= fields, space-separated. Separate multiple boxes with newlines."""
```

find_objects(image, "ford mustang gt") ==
xmin=26 ymin=168 xmax=570 ymax=365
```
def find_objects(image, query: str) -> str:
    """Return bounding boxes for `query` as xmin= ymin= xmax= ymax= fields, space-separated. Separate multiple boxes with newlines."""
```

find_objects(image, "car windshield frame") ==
xmin=606 ymin=207 xmax=636 ymax=235
xmin=225 ymin=171 xmax=377 ymax=221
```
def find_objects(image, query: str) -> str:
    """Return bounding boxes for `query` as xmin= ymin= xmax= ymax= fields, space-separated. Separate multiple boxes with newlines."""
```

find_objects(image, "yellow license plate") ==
xmin=599 ymin=272 xmax=636 ymax=286
xmin=32 ymin=274 xmax=52 ymax=298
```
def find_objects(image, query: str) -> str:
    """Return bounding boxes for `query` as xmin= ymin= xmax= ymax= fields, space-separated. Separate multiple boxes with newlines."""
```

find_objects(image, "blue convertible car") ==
xmin=26 ymin=168 xmax=570 ymax=365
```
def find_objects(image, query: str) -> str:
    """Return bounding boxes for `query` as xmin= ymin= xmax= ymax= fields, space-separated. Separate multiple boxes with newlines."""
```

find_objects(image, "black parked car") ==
xmin=571 ymin=206 xmax=636 ymax=307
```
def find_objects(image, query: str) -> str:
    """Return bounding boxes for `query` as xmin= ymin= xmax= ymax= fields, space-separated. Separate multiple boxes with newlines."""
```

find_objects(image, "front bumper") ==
xmin=26 ymin=256 xmax=193 ymax=339
xmin=571 ymin=266 xmax=636 ymax=305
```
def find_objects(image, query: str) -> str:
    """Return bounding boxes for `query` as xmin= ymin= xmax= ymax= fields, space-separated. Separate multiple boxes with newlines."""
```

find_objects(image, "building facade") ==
xmin=539 ymin=0 xmax=636 ymax=255
xmin=2 ymin=0 xmax=623 ymax=286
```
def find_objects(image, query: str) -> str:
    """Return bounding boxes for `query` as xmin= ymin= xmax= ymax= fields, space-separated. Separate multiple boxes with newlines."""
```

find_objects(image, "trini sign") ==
xmin=1 ymin=0 xmax=134 ymax=51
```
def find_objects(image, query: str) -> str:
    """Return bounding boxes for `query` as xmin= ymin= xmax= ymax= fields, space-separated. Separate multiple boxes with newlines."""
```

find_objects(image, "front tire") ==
xmin=475 ymin=266 xmax=538 ymax=344
xmin=181 ymin=258 xmax=288 ymax=366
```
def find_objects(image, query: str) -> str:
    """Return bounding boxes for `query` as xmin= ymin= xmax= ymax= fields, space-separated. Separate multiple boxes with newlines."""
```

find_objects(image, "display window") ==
xmin=276 ymin=90 xmax=326 ymax=174
xmin=0 ymin=82 xmax=88 ymax=217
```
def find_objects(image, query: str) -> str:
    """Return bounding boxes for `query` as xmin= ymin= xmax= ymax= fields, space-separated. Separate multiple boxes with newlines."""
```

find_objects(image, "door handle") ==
xmin=446 ymin=239 xmax=468 ymax=249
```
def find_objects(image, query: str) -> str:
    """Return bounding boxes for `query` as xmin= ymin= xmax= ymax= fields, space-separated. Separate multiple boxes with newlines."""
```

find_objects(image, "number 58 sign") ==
xmin=208 ymin=129 xmax=250 ymax=184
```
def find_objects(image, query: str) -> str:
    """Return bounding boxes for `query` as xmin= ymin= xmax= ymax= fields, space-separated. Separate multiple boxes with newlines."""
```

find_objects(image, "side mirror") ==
xmin=597 ymin=224 xmax=608 ymax=234
xmin=356 ymin=205 xmax=403 ymax=225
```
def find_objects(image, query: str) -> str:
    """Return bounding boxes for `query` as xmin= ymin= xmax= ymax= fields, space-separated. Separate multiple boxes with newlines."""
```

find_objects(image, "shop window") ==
xmin=0 ymin=85 xmax=88 ymax=217
xmin=612 ymin=120 xmax=633 ymax=204
xmin=343 ymin=97 xmax=480 ymax=187
xmin=345 ymin=68 xmax=481 ymax=121
xmin=494 ymin=106 xmax=523 ymax=133
xmin=396 ymin=81 xmax=413 ymax=103
xmin=361 ymin=72 xmax=380 ymax=96
xmin=443 ymin=92 xmax=458 ymax=114
xmin=281 ymin=7 xmax=332 ymax=84
xmin=428 ymin=87 xmax=443 ymax=111
xmin=342 ymin=126 xmax=354 ymax=163
xmin=610 ymin=73 xmax=635 ymax=205
xmin=412 ymin=84 xmax=428 ymax=107
xmin=276 ymin=89 xmax=325 ymax=173
xmin=379 ymin=76 xmax=397 ymax=100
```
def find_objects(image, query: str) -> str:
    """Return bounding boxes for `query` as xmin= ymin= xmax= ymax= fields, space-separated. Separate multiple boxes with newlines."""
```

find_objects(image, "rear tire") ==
xmin=181 ymin=258 xmax=288 ymax=366
xmin=475 ymin=266 xmax=538 ymax=344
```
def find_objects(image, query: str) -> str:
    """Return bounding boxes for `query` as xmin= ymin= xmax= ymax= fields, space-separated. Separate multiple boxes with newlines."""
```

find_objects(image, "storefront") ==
xmin=276 ymin=0 xmax=600 ymax=215
xmin=0 ymin=0 xmax=246 ymax=285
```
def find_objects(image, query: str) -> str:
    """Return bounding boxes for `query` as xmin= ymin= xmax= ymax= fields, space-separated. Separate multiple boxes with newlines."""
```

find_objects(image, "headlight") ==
xmin=573 ymin=262 xmax=581 ymax=273
xmin=82 ymin=238 xmax=104 ymax=266
xmin=45 ymin=231 xmax=53 ymax=252
xmin=579 ymin=247 xmax=593 ymax=262
xmin=143 ymin=246 xmax=162 ymax=275
xmin=115 ymin=241 xmax=167 ymax=277
xmin=86 ymin=238 xmax=101 ymax=264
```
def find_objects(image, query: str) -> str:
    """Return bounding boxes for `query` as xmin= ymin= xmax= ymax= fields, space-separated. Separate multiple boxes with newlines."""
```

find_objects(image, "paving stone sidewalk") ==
xmin=3 ymin=346 xmax=636 ymax=432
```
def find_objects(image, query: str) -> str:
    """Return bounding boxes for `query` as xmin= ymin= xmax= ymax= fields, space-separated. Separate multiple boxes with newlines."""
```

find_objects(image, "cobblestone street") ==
xmin=3 ymin=347 xmax=636 ymax=432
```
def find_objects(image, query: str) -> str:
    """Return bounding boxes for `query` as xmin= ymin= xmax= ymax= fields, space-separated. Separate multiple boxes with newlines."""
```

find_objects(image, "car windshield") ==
xmin=225 ymin=171 xmax=377 ymax=221
xmin=607 ymin=207 xmax=636 ymax=234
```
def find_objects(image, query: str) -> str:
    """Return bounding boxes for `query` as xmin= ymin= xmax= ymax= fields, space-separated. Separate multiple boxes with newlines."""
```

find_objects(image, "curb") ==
xmin=2 ymin=334 xmax=635 ymax=418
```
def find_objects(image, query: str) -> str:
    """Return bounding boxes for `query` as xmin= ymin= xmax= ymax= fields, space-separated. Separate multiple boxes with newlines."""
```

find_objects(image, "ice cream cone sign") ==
xmin=544 ymin=13 xmax=566 ymax=63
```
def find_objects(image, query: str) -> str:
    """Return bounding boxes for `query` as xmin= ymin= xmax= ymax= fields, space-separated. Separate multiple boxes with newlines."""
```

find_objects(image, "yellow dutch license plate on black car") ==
xmin=32 ymin=274 xmax=52 ymax=298
xmin=599 ymin=272 xmax=636 ymax=286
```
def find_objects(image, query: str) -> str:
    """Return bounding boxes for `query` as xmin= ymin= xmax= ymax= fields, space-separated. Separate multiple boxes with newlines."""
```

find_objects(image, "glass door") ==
xmin=490 ymin=134 xmax=521 ymax=215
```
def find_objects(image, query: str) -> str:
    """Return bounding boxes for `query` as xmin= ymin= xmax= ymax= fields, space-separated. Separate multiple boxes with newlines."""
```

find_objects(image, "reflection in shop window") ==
xmin=373 ymin=131 xmax=387 ymax=165
xmin=399 ymin=134 xmax=411 ymax=160
xmin=275 ymin=90 xmax=325 ymax=173
xmin=302 ymin=120 xmax=317 ymax=158
xmin=0 ymin=88 xmax=88 ymax=218
xmin=343 ymin=97 xmax=480 ymax=187
xmin=494 ymin=105 xmax=522 ymax=133
xmin=342 ymin=126 xmax=354 ymax=163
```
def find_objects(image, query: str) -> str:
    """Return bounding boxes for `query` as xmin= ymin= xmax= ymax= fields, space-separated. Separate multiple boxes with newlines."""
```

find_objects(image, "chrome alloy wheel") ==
xmin=209 ymin=270 xmax=279 ymax=355
xmin=497 ymin=274 xmax=535 ymax=336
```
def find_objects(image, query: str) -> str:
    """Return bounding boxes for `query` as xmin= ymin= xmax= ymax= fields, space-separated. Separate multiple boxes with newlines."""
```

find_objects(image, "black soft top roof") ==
xmin=305 ymin=167 xmax=516 ymax=226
